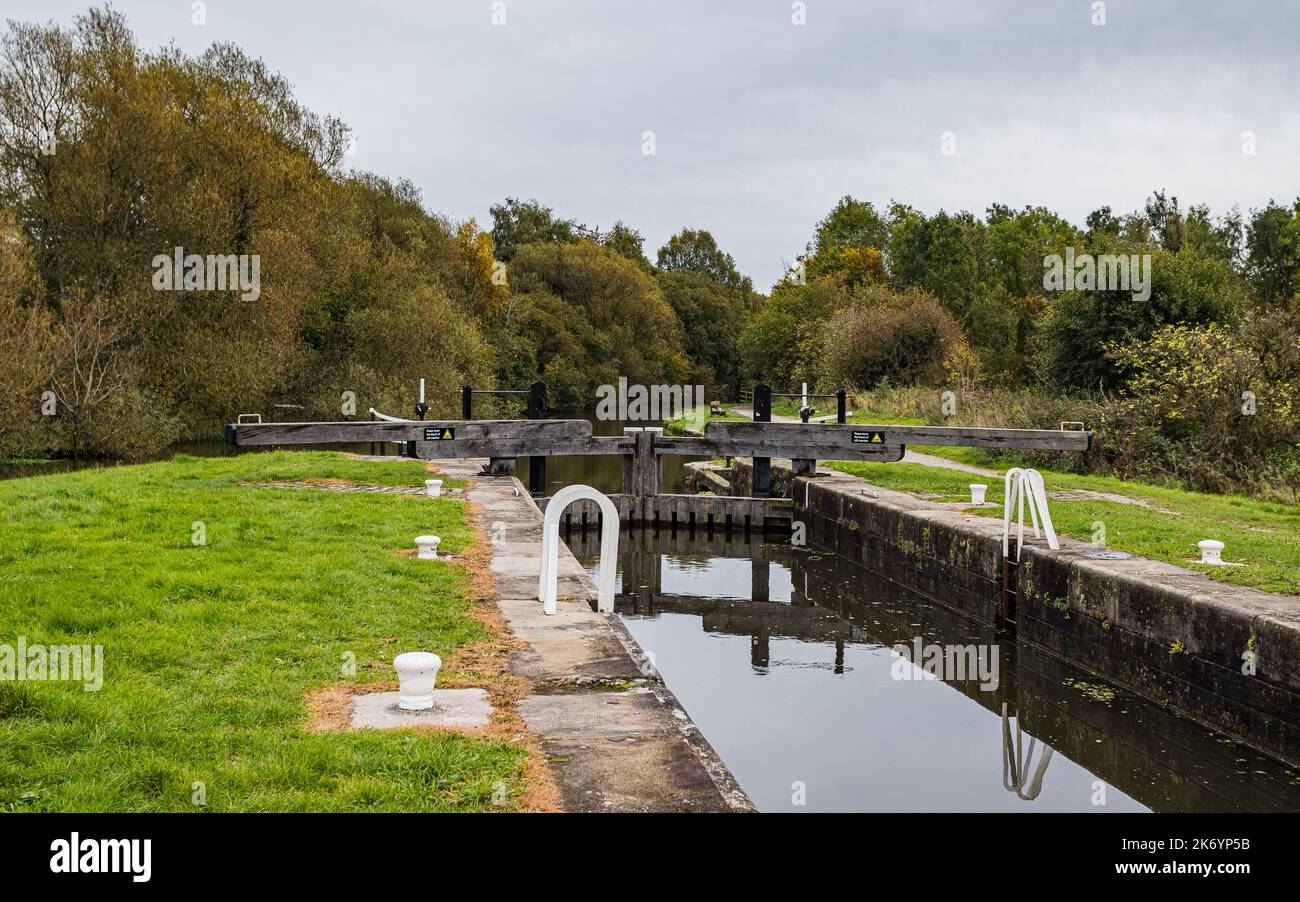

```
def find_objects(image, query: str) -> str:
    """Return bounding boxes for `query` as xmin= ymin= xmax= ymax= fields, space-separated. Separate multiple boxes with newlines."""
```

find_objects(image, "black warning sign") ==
xmin=851 ymin=430 xmax=886 ymax=444
xmin=423 ymin=427 xmax=455 ymax=441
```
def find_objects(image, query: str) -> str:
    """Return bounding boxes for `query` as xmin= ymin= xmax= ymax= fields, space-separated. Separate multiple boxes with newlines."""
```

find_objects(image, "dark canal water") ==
xmin=569 ymin=527 xmax=1300 ymax=813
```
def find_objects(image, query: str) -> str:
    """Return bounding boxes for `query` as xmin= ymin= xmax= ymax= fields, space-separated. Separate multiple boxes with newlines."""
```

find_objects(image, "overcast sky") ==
xmin=7 ymin=0 xmax=1300 ymax=288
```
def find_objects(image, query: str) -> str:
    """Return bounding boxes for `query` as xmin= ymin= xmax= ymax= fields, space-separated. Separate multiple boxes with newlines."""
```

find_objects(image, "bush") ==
xmin=1094 ymin=317 xmax=1300 ymax=497
xmin=1039 ymin=245 xmax=1244 ymax=391
xmin=819 ymin=287 xmax=963 ymax=389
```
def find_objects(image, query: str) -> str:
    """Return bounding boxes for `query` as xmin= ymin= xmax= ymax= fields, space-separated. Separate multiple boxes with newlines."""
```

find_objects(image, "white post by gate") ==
xmin=538 ymin=484 xmax=619 ymax=615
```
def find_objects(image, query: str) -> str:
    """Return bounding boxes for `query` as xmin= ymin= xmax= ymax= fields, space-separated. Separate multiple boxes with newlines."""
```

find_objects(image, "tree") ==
xmin=886 ymin=207 xmax=982 ymax=320
xmin=738 ymin=276 xmax=850 ymax=387
xmin=803 ymin=245 xmax=885 ymax=288
xmin=0 ymin=8 xmax=504 ymax=455
xmin=1039 ymin=245 xmax=1244 ymax=391
xmin=808 ymin=195 xmax=889 ymax=257
xmin=985 ymin=204 xmax=1080 ymax=299
xmin=600 ymin=221 xmax=651 ymax=272
xmin=819 ymin=285 xmax=963 ymax=389
xmin=658 ymin=270 xmax=751 ymax=395
xmin=1246 ymin=200 xmax=1300 ymax=309
xmin=489 ymin=197 xmax=576 ymax=261
xmin=656 ymin=228 xmax=749 ymax=293
xmin=1085 ymin=206 xmax=1122 ymax=240
xmin=0 ymin=209 xmax=52 ymax=455
xmin=1098 ymin=318 xmax=1300 ymax=494
xmin=509 ymin=240 xmax=687 ymax=396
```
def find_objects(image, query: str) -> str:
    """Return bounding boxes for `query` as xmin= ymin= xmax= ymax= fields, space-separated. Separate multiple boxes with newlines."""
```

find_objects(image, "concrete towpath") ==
xmin=436 ymin=458 xmax=753 ymax=813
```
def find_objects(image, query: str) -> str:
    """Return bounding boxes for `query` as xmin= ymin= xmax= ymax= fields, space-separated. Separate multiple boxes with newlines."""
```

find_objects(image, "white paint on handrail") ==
xmin=368 ymin=407 xmax=416 ymax=422
xmin=1002 ymin=467 xmax=1058 ymax=561
xmin=538 ymin=484 xmax=619 ymax=615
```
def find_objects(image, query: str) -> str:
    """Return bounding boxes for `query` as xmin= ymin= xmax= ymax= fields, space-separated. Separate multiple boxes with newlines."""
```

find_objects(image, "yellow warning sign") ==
xmin=423 ymin=427 xmax=455 ymax=441
xmin=851 ymin=430 xmax=886 ymax=444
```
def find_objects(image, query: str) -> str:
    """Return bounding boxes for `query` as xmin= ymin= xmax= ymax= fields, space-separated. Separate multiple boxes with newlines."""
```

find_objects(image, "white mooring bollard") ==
xmin=415 ymin=535 xmax=441 ymax=559
xmin=394 ymin=652 xmax=442 ymax=710
xmin=970 ymin=483 xmax=988 ymax=506
xmin=425 ymin=479 xmax=443 ymax=498
xmin=538 ymin=485 xmax=619 ymax=615
xmin=1198 ymin=539 xmax=1225 ymax=565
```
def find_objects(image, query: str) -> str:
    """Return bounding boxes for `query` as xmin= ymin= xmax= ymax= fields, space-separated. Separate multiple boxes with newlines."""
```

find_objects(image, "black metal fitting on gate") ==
xmin=460 ymin=385 xmax=532 ymax=420
xmin=528 ymin=380 xmax=548 ymax=495
xmin=457 ymin=382 xmax=548 ymax=495
xmin=752 ymin=383 xmax=771 ymax=497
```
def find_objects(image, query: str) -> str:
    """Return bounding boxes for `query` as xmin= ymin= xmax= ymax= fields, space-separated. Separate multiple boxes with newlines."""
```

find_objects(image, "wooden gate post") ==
xmin=621 ymin=428 xmax=658 ymax=498
xmin=752 ymin=383 xmax=771 ymax=497
xmin=640 ymin=427 xmax=661 ymax=497
xmin=622 ymin=427 xmax=642 ymax=495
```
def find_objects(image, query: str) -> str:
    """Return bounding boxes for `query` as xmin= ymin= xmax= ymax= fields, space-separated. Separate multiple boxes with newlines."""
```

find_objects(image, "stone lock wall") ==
xmin=718 ymin=458 xmax=1300 ymax=766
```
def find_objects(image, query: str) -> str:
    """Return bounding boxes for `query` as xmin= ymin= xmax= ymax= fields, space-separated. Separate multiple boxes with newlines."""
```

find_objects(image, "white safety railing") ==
xmin=368 ymin=407 xmax=415 ymax=423
xmin=538 ymin=484 xmax=618 ymax=615
xmin=1002 ymin=467 xmax=1058 ymax=561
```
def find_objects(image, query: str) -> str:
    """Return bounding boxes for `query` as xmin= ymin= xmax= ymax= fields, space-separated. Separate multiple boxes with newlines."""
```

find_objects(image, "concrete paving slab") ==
xmin=349 ymin=689 xmax=492 ymax=729
xmin=518 ymin=690 xmax=736 ymax=812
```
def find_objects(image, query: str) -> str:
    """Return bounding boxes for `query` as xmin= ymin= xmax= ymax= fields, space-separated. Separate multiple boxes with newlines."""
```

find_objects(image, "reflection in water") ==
xmin=1002 ymin=704 xmax=1054 ymax=801
xmin=569 ymin=526 xmax=1300 ymax=813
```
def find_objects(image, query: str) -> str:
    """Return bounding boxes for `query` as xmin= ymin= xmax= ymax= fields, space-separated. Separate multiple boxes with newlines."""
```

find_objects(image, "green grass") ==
xmin=824 ymin=459 xmax=1300 ymax=595
xmin=678 ymin=403 xmax=1299 ymax=593
xmin=223 ymin=451 xmax=470 ymax=488
xmin=0 ymin=451 xmax=525 ymax=812
xmin=663 ymin=408 xmax=748 ymax=435
xmin=843 ymin=408 xmax=1008 ymax=468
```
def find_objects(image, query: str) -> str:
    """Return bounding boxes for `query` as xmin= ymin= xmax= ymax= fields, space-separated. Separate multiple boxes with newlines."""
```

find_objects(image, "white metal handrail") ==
xmin=1002 ymin=467 xmax=1058 ymax=561
xmin=538 ymin=485 xmax=619 ymax=615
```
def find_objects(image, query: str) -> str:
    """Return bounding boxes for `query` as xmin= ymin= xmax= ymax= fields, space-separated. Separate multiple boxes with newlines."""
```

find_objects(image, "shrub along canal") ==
xmin=569 ymin=527 xmax=1300 ymax=812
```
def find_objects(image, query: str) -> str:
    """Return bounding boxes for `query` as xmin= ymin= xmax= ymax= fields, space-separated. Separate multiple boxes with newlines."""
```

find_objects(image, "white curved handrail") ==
xmin=538 ymin=485 xmax=619 ymax=615
xmin=368 ymin=407 xmax=416 ymax=423
xmin=1002 ymin=467 xmax=1058 ymax=561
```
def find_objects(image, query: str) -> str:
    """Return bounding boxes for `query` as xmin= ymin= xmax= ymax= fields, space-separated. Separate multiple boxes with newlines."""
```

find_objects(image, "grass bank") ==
xmin=824 ymin=458 xmax=1300 ymax=596
xmin=671 ymin=407 xmax=1299 ymax=595
xmin=827 ymin=406 xmax=1299 ymax=595
xmin=0 ymin=451 xmax=529 ymax=811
